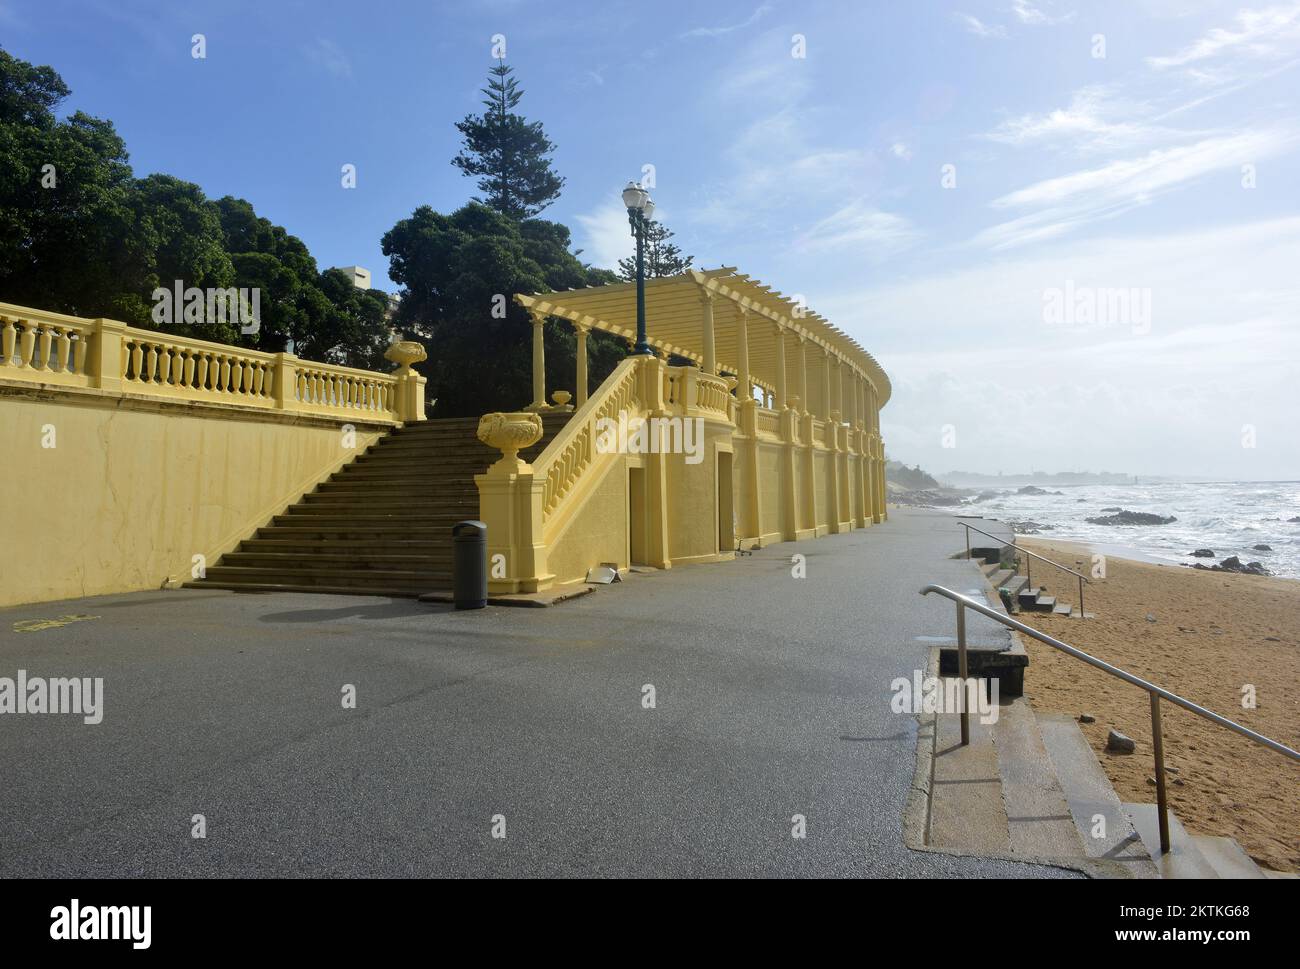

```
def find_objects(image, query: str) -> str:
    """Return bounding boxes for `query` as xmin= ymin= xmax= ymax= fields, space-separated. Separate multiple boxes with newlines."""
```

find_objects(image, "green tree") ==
xmin=452 ymin=61 xmax=564 ymax=219
xmin=617 ymin=218 xmax=694 ymax=280
xmin=383 ymin=202 xmax=620 ymax=415
xmin=0 ymin=45 xmax=391 ymax=368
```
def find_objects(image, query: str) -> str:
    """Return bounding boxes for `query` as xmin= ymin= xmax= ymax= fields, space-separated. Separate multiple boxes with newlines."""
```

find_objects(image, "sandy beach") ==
xmin=1014 ymin=537 xmax=1300 ymax=873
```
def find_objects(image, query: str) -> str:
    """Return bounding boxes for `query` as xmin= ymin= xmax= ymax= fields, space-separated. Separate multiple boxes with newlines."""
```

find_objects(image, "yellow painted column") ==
xmin=699 ymin=288 xmax=716 ymax=375
xmin=574 ymin=323 xmax=589 ymax=406
xmin=736 ymin=306 xmax=751 ymax=401
xmin=527 ymin=310 xmax=546 ymax=410
xmin=773 ymin=322 xmax=787 ymax=410
xmin=796 ymin=334 xmax=808 ymax=413
xmin=821 ymin=347 xmax=832 ymax=420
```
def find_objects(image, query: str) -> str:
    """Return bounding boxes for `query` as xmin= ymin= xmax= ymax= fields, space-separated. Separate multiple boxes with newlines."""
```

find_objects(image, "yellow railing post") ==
xmin=90 ymin=318 xmax=125 ymax=391
xmin=272 ymin=352 xmax=299 ymax=412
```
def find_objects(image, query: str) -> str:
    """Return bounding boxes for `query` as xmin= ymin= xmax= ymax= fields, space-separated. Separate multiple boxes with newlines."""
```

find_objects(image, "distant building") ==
xmin=338 ymin=266 xmax=372 ymax=290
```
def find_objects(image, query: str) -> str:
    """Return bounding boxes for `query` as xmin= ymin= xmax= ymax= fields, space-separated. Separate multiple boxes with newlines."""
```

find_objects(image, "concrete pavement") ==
xmin=0 ymin=508 xmax=1080 ymax=877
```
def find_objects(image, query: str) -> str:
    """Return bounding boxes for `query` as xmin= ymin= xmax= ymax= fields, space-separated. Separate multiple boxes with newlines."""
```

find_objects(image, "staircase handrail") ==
xmin=919 ymin=583 xmax=1300 ymax=855
xmin=532 ymin=356 xmax=648 ymax=539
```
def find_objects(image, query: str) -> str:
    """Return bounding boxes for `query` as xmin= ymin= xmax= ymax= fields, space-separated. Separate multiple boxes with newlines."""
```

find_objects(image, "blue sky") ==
xmin=4 ymin=0 xmax=1298 ymax=478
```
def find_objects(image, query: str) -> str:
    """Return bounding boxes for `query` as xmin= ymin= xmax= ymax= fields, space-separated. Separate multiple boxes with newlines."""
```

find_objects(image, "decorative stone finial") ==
xmin=551 ymin=390 xmax=573 ymax=411
xmin=384 ymin=338 xmax=427 ymax=373
xmin=477 ymin=412 xmax=544 ymax=473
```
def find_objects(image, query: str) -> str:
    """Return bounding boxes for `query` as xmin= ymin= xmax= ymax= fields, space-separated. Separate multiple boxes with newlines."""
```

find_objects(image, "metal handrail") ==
xmin=961 ymin=520 xmax=1089 ymax=617
xmin=919 ymin=583 xmax=1300 ymax=855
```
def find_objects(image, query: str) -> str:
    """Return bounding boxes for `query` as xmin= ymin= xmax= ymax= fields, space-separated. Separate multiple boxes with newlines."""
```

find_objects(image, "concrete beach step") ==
xmin=1036 ymin=713 xmax=1155 ymax=873
xmin=187 ymin=412 xmax=571 ymax=597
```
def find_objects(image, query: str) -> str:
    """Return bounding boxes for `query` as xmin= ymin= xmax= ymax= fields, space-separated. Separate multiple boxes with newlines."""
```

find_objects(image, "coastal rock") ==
xmin=1078 ymin=713 xmax=1096 ymax=724
xmin=1190 ymin=556 xmax=1273 ymax=576
xmin=1289 ymin=516 xmax=1300 ymax=523
xmin=891 ymin=489 xmax=963 ymax=508
xmin=1107 ymin=729 xmax=1136 ymax=754
xmin=1009 ymin=520 xmax=1054 ymax=534
xmin=1100 ymin=506 xmax=1122 ymax=512
xmin=1253 ymin=544 xmax=1272 ymax=551
xmin=1188 ymin=548 xmax=1215 ymax=557
xmin=1017 ymin=485 xmax=1050 ymax=495
xmin=1085 ymin=510 xmax=1177 ymax=526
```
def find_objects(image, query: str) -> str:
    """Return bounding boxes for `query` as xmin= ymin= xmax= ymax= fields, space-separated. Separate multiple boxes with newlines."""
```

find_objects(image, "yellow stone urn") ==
xmin=551 ymin=390 xmax=573 ymax=411
xmin=384 ymin=338 xmax=427 ymax=373
xmin=477 ymin=411 xmax=544 ymax=472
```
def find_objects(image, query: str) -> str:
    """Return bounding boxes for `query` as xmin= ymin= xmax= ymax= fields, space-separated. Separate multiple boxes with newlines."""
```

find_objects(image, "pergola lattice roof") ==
xmin=515 ymin=267 xmax=891 ymax=406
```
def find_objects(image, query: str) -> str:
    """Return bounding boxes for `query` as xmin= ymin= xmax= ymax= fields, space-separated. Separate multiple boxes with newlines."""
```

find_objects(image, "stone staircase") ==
xmin=967 ymin=543 xmax=1085 ymax=618
xmin=926 ymin=688 xmax=1295 ymax=877
xmin=186 ymin=412 xmax=572 ymax=597
xmin=924 ymin=548 xmax=1293 ymax=878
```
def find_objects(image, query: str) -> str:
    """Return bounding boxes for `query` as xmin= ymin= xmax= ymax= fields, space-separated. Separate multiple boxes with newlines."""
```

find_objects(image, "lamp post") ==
xmin=622 ymin=181 xmax=655 ymax=355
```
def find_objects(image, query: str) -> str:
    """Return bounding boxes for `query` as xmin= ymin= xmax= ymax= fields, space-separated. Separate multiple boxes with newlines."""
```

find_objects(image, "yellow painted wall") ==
xmin=545 ymin=456 xmax=631 ymax=583
xmin=665 ymin=425 xmax=732 ymax=563
xmin=0 ymin=384 xmax=386 ymax=608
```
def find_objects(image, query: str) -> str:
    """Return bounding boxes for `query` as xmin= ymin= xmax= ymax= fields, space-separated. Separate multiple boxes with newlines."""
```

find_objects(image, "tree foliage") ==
xmin=617 ymin=218 xmax=694 ymax=280
xmin=0 ymin=45 xmax=390 ymax=366
xmin=383 ymin=203 xmax=621 ymax=416
xmin=452 ymin=61 xmax=565 ymax=220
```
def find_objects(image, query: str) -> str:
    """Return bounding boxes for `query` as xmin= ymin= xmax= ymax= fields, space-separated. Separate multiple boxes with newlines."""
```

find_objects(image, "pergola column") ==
xmin=574 ymin=323 xmax=590 ymax=406
xmin=796 ymin=334 xmax=808 ymax=413
xmin=773 ymin=322 xmax=787 ymax=411
xmin=699 ymin=288 xmax=716 ymax=375
xmin=527 ymin=309 xmax=547 ymax=410
xmin=736 ymin=306 xmax=751 ymax=402
xmin=821 ymin=347 xmax=832 ymax=420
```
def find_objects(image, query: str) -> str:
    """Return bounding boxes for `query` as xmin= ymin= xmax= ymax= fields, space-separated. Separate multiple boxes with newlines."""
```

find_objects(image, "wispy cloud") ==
xmin=984 ymin=85 xmax=1198 ymax=152
xmin=1010 ymin=1 xmax=1075 ymax=26
xmin=794 ymin=200 xmax=917 ymax=255
xmin=575 ymin=199 xmax=634 ymax=270
xmin=1147 ymin=4 xmax=1300 ymax=70
xmin=682 ymin=3 xmax=774 ymax=39
xmin=974 ymin=129 xmax=1292 ymax=248
xmin=954 ymin=13 xmax=1008 ymax=39
xmin=303 ymin=37 xmax=353 ymax=79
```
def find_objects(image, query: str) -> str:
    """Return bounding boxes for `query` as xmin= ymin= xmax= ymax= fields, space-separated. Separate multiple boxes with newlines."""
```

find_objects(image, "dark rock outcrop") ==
xmin=1188 ymin=548 xmax=1215 ymax=557
xmin=1086 ymin=510 xmax=1177 ymax=526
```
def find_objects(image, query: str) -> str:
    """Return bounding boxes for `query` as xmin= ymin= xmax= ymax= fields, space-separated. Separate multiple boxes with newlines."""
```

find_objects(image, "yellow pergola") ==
xmin=515 ymin=267 xmax=890 ymax=430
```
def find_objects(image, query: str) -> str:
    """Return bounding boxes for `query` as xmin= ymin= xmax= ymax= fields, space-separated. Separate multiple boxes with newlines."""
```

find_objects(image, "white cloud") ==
xmin=304 ymin=38 xmax=353 ymax=78
xmin=974 ymin=129 xmax=1293 ymax=248
xmin=682 ymin=3 xmax=774 ymax=39
xmin=985 ymin=86 xmax=1179 ymax=152
xmin=824 ymin=219 xmax=1300 ymax=477
xmin=1010 ymin=1 xmax=1075 ymax=25
xmin=575 ymin=200 xmax=634 ymax=271
xmin=794 ymin=200 xmax=917 ymax=255
xmin=954 ymin=12 xmax=1008 ymax=38
xmin=1147 ymin=4 xmax=1300 ymax=69
xmin=891 ymin=141 xmax=913 ymax=160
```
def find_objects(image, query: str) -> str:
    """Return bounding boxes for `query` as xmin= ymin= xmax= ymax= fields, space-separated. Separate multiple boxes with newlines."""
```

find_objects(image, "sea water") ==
xmin=960 ymin=480 xmax=1300 ymax=580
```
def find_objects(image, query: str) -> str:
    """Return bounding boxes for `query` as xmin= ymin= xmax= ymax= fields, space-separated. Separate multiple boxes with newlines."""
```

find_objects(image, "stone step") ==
xmin=241 ymin=539 xmax=450 ymax=554
xmin=1123 ymin=803 xmax=1221 ymax=878
xmin=1037 ymin=713 xmax=1155 ymax=872
xmin=222 ymin=551 xmax=451 ymax=570
xmin=1191 ymin=835 xmax=1267 ymax=879
xmin=271 ymin=513 xmax=475 ymax=528
xmin=200 ymin=565 xmax=446 ymax=591
xmin=1000 ymin=575 xmax=1028 ymax=598
xmin=256 ymin=526 xmax=453 ymax=542
xmin=1052 ymin=602 xmax=1072 ymax=616
xmin=994 ymin=698 xmax=1089 ymax=860
xmin=184 ymin=580 xmax=431 ymax=598
xmin=988 ymin=568 xmax=1014 ymax=587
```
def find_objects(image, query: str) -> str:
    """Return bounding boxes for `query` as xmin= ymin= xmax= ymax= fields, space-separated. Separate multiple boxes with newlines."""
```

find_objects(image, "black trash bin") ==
xmin=451 ymin=520 xmax=487 ymax=610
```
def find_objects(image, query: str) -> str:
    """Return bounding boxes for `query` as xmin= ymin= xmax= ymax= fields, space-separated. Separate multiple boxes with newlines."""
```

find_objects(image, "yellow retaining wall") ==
xmin=0 ymin=382 xmax=391 ymax=608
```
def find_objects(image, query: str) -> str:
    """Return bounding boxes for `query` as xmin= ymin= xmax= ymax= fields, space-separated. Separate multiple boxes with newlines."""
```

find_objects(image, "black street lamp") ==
xmin=622 ymin=181 xmax=655 ymax=355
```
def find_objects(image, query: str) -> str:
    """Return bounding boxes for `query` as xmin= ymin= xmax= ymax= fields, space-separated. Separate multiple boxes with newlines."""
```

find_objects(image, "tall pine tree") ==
xmin=617 ymin=219 xmax=694 ymax=280
xmin=452 ymin=61 xmax=564 ymax=219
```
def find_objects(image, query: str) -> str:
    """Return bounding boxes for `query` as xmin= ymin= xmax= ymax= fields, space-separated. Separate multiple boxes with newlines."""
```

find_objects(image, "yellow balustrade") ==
xmin=0 ymin=302 xmax=424 ymax=424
